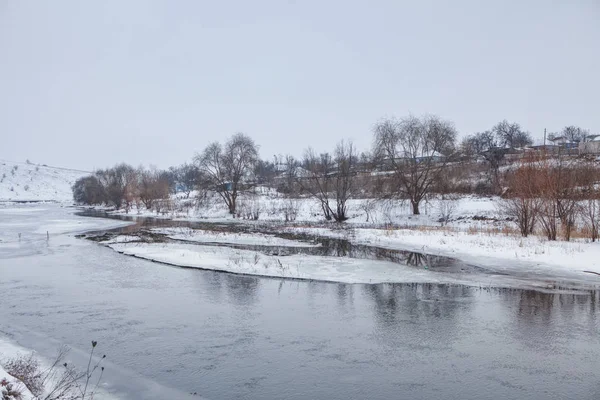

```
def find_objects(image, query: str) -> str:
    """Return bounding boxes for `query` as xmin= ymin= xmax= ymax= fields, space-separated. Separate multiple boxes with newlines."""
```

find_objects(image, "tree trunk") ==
xmin=228 ymin=196 xmax=236 ymax=215
xmin=411 ymin=201 xmax=420 ymax=215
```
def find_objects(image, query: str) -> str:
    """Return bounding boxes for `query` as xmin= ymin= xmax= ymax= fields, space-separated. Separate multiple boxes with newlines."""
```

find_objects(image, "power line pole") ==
xmin=544 ymin=128 xmax=546 ymax=146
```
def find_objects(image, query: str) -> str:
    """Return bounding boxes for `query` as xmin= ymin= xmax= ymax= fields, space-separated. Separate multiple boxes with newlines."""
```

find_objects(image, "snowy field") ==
xmin=0 ymin=160 xmax=88 ymax=202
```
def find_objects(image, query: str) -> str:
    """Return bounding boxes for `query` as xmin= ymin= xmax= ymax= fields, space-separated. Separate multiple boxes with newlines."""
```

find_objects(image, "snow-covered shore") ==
xmin=106 ymin=241 xmax=480 ymax=285
xmin=0 ymin=335 xmax=119 ymax=400
xmin=90 ymin=192 xmax=600 ymax=287
xmin=152 ymin=227 xmax=319 ymax=247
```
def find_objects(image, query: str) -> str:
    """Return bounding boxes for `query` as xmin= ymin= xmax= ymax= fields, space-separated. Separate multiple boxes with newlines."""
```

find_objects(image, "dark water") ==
xmin=1 ymin=205 xmax=600 ymax=399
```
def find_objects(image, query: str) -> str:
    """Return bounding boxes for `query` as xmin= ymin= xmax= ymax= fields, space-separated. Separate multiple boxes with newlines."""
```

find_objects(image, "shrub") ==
xmin=2 ymin=341 xmax=106 ymax=400
xmin=282 ymin=199 xmax=299 ymax=222
xmin=1 ymin=377 xmax=24 ymax=400
xmin=437 ymin=195 xmax=460 ymax=226
xmin=72 ymin=176 xmax=106 ymax=205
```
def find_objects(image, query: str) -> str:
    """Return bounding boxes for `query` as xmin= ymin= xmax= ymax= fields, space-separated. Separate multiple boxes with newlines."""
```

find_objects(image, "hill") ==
xmin=0 ymin=160 xmax=89 ymax=202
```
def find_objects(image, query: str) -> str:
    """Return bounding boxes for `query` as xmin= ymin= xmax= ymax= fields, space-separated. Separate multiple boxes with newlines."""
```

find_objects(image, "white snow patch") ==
xmin=152 ymin=227 xmax=319 ymax=247
xmin=34 ymin=219 xmax=132 ymax=235
xmin=281 ymin=226 xmax=600 ymax=279
xmin=108 ymin=242 xmax=486 ymax=286
xmin=0 ymin=336 xmax=117 ymax=400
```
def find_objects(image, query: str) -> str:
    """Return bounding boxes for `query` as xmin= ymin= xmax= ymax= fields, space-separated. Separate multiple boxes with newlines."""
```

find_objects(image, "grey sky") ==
xmin=1 ymin=1 xmax=599 ymax=170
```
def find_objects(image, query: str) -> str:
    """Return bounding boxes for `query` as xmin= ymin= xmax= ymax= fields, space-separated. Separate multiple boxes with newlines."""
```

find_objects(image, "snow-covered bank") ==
xmin=81 ymin=191 xmax=600 ymax=288
xmin=104 ymin=240 xmax=591 ymax=290
xmin=107 ymin=242 xmax=472 ymax=285
xmin=280 ymin=226 xmax=600 ymax=279
xmin=0 ymin=363 xmax=35 ymax=400
xmin=0 ymin=336 xmax=116 ymax=400
xmin=151 ymin=227 xmax=319 ymax=247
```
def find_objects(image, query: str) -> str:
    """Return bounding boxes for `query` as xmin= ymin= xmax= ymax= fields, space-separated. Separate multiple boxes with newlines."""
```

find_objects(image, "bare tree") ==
xmin=533 ymin=155 xmax=582 ymax=241
xmin=583 ymin=198 xmax=600 ymax=242
xmin=373 ymin=115 xmax=457 ymax=215
xmin=299 ymin=140 xmax=357 ymax=222
xmin=437 ymin=194 xmax=460 ymax=226
xmin=176 ymin=163 xmax=202 ymax=198
xmin=254 ymin=158 xmax=278 ymax=187
xmin=95 ymin=164 xmax=137 ymax=210
xmin=460 ymin=130 xmax=505 ymax=192
xmin=300 ymin=149 xmax=334 ymax=220
xmin=560 ymin=125 xmax=589 ymax=143
xmin=460 ymin=131 xmax=496 ymax=158
xmin=137 ymin=167 xmax=170 ymax=210
xmin=492 ymin=120 xmax=532 ymax=148
xmin=195 ymin=133 xmax=259 ymax=215
xmin=72 ymin=176 xmax=106 ymax=205
xmin=500 ymin=158 xmax=542 ymax=236
xmin=281 ymin=154 xmax=299 ymax=195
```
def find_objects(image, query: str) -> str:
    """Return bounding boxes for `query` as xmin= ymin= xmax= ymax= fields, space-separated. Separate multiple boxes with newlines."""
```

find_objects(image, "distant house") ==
xmin=396 ymin=151 xmax=447 ymax=164
xmin=579 ymin=135 xmax=600 ymax=155
xmin=548 ymin=136 xmax=578 ymax=149
xmin=528 ymin=144 xmax=560 ymax=154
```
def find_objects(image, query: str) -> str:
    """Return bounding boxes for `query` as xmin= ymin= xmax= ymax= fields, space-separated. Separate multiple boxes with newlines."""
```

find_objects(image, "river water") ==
xmin=1 ymin=204 xmax=599 ymax=399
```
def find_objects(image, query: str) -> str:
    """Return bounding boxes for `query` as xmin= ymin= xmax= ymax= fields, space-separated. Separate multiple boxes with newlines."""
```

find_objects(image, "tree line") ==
xmin=73 ymin=116 xmax=598 ymax=230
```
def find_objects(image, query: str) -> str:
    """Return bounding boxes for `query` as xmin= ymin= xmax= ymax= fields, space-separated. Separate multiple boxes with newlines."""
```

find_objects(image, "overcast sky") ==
xmin=1 ymin=1 xmax=599 ymax=170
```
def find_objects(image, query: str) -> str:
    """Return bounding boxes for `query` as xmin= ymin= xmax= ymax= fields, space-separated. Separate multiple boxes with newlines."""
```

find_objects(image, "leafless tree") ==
xmin=281 ymin=198 xmax=300 ymax=222
xmin=560 ymin=125 xmax=590 ymax=143
xmin=359 ymin=199 xmax=378 ymax=223
xmin=299 ymin=140 xmax=357 ymax=222
xmin=500 ymin=158 xmax=542 ymax=236
xmin=137 ymin=167 xmax=170 ymax=210
xmin=460 ymin=131 xmax=496 ymax=158
xmin=281 ymin=154 xmax=299 ymax=195
xmin=95 ymin=164 xmax=137 ymax=210
xmin=437 ymin=194 xmax=460 ymax=226
xmin=195 ymin=133 xmax=259 ymax=215
xmin=492 ymin=120 xmax=532 ymax=148
xmin=373 ymin=115 xmax=457 ymax=215
xmin=176 ymin=163 xmax=202 ymax=198
xmin=530 ymin=155 xmax=581 ymax=241
xmin=72 ymin=176 xmax=106 ymax=205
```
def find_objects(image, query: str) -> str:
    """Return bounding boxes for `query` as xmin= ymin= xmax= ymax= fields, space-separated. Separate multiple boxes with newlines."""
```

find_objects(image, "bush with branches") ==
xmin=1 ymin=341 xmax=106 ymax=400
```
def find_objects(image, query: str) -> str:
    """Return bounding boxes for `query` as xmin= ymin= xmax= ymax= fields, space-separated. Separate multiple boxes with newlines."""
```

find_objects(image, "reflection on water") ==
xmin=77 ymin=209 xmax=492 ymax=275
xmin=1 ymin=205 xmax=600 ymax=399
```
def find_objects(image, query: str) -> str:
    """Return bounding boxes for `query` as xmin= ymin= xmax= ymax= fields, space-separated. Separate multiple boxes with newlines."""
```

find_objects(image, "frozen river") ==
xmin=1 ymin=204 xmax=600 ymax=399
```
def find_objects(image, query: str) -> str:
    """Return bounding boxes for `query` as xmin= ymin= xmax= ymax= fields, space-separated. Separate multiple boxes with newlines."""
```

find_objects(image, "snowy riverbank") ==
xmin=106 ymin=241 xmax=476 ymax=285
xmin=0 ymin=336 xmax=116 ymax=400
xmin=278 ymin=226 xmax=600 ymax=279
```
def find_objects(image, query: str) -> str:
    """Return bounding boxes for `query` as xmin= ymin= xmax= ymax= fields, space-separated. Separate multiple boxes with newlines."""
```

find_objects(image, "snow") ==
xmin=150 ymin=227 xmax=319 ymax=247
xmin=1 ymin=156 xmax=595 ymax=287
xmin=0 ymin=160 xmax=89 ymax=202
xmin=281 ymin=226 xmax=600 ymax=279
xmin=109 ymin=191 xmax=501 ymax=228
xmin=97 ymin=194 xmax=600 ymax=286
xmin=33 ymin=218 xmax=132 ymax=235
xmin=0 ymin=336 xmax=117 ymax=400
xmin=107 ymin=242 xmax=478 ymax=285
xmin=0 ymin=363 xmax=35 ymax=400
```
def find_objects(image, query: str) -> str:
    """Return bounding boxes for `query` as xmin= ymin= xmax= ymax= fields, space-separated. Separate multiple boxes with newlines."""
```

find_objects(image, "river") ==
xmin=1 ymin=204 xmax=599 ymax=399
